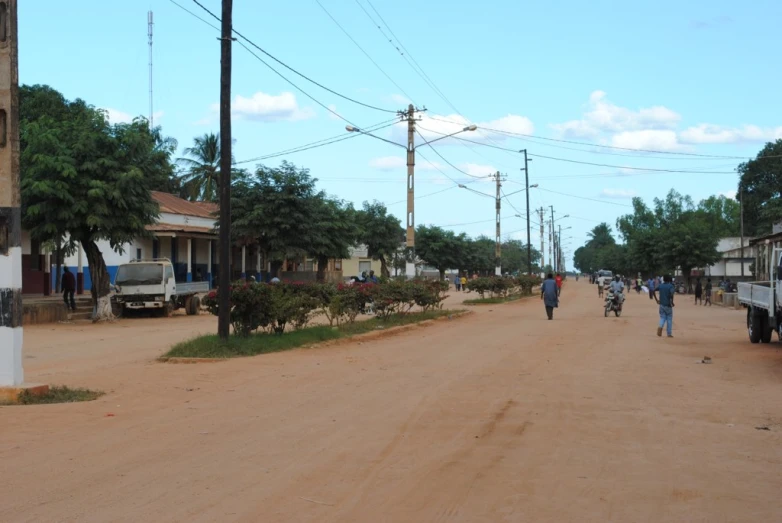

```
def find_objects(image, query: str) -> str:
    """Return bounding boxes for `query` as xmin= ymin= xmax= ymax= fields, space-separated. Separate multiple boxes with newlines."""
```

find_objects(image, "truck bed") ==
xmin=175 ymin=282 xmax=210 ymax=295
xmin=738 ymin=282 xmax=772 ymax=310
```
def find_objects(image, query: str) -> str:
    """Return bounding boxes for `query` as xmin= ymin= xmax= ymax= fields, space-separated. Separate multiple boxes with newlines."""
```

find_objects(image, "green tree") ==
xmin=738 ymin=139 xmax=782 ymax=236
xmin=698 ymin=195 xmax=740 ymax=237
xmin=356 ymin=201 xmax=404 ymax=278
xmin=21 ymin=86 xmax=173 ymax=319
xmin=178 ymin=133 xmax=222 ymax=202
xmin=415 ymin=225 xmax=465 ymax=279
xmin=306 ymin=197 xmax=359 ymax=282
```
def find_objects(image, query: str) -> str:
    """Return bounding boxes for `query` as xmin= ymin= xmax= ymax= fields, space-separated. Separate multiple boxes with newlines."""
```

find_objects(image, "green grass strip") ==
xmin=164 ymin=310 xmax=461 ymax=359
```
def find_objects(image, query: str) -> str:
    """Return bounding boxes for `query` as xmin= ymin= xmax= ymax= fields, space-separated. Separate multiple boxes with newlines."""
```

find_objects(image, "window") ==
xmin=305 ymin=258 xmax=315 ymax=271
xmin=359 ymin=260 xmax=371 ymax=274
xmin=165 ymin=265 xmax=174 ymax=282
xmin=136 ymin=248 xmax=142 ymax=260
xmin=334 ymin=260 xmax=342 ymax=271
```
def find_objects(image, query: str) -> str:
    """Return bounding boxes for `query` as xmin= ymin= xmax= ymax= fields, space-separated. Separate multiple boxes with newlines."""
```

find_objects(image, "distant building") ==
xmin=704 ymin=237 xmax=756 ymax=279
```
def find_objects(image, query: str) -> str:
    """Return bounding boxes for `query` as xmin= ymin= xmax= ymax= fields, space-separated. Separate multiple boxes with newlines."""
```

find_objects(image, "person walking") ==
xmin=694 ymin=278 xmax=703 ymax=305
xmin=62 ymin=266 xmax=76 ymax=312
xmin=460 ymin=274 xmax=468 ymax=292
xmin=555 ymin=273 xmax=563 ymax=297
xmin=655 ymin=275 xmax=675 ymax=338
xmin=704 ymin=278 xmax=712 ymax=306
xmin=454 ymin=275 xmax=461 ymax=292
xmin=647 ymin=276 xmax=655 ymax=300
xmin=541 ymin=273 xmax=559 ymax=320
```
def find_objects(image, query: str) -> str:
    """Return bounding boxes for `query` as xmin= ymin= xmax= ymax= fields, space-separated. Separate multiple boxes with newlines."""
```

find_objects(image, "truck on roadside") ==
xmin=738 ymin=247 xmax=782 ymax=344
xmin=113 ymin=259 xmax=207 ymax=317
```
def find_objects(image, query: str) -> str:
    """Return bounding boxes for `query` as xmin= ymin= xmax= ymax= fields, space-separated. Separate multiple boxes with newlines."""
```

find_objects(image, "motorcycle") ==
xmin=604 ymin=291 xmax=623 ymax=317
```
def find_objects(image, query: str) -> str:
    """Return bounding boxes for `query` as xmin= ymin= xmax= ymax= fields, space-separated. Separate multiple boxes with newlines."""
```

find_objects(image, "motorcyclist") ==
xmin=609 ymin=275 xmax=625 ymax=305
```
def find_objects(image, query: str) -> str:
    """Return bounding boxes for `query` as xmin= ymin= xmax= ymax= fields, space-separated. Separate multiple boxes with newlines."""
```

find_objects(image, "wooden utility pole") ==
xmin=217 ymin=0 xmax=233 ymax=340
xmin=538 ymin=207 xmax=545 ymax=275
xmin=0 ymin=0 xmax=24 ymax=386
xmin=740 ymin=185 xmax=745 ymax=278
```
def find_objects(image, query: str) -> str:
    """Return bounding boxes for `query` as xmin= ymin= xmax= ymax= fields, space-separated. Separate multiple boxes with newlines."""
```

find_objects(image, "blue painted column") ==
xmin=186 ymin=238 xmax=192 ymax=282
xmin=206 ymin=239 xmax=213 ymax=289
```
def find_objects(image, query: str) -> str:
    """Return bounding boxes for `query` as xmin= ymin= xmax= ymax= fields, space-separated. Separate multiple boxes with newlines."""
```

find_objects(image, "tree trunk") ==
xmin=439 ymin=268 xmax=446 ymax=280
xmin=54 ymin=239 xmax=62 ymax=293
xmin=316 ymin=255 xmax=328 ymax=283
xmin=82 ymin=239 xmax=114 ymax=322
xmin=380 ymin=256 xmax=390 ymax=278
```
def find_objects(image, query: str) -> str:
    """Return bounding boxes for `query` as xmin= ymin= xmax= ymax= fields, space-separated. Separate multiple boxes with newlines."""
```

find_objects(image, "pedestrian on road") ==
xmin=454 ymin=275 xmax=461 ymax=292
xmin=555 ymin=273 xmax=563 ymax=296
xmin=655 ymin=275 xmax=675 ymax=338
xmin=541 ymin=273 xmax=559 ymax=320
xmin=460 ymin=275 xmax=468 ymax=292
xmin=704 ymin=278 xmax=712 ymax=306
xmin=62 ymin=266 xmax=76 ymax=312
xmin=647 ymin=277 xmax=655 ymax=300
xmin=694 ymin=278 xmax=703 ymax=305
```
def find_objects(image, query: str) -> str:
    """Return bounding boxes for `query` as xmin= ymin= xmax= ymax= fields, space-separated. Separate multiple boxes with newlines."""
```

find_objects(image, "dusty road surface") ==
xmin=3 ymin=281 xmax=782 ymax=522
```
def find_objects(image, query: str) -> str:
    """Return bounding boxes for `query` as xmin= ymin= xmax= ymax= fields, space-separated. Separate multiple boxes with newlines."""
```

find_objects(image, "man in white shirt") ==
xmin=609 ymin=275 xmax=625 ymax=303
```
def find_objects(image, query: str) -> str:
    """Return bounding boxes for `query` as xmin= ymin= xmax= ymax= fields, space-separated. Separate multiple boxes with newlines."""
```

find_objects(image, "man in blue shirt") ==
xmin=655 ymin=275 xmax=675 ymax=337
xmin=647 ymin=277 xmax=655 ymax=300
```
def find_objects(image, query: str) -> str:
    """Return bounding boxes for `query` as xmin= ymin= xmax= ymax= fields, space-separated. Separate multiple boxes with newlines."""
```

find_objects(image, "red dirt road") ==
xmin=3 ymin=282 xmax=782 ymax=522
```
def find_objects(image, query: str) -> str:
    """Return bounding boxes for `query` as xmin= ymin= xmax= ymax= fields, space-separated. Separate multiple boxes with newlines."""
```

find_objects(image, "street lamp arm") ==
xmin=345 ymin=125 xmax=406 ymax=150
xmin=458 ymin=184 xmax=494 ymax=199
xmin=416 ymin=125 xmax=477 ymax=149
xmin=503 ymin=184 xmax=539 ymax=198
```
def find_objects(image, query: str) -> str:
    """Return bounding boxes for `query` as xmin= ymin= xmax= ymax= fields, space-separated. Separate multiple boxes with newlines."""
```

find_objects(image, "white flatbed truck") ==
xmin=113 ymin=258 xmax=207 ymax=317
xmin=737 ymin=247 xmax=782 ymax=344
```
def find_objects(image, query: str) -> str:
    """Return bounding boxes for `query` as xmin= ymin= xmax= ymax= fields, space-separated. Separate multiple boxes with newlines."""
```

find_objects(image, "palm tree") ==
xmin=587 ymin=223 xmax=615 ymax=248
xmin=178 ymin=133 xmax=221 ymax=202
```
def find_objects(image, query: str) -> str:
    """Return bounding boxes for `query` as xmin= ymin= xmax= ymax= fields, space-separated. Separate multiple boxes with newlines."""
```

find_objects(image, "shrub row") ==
xmin=464 ymin=275 xmax=542 ymax=299
xmin=202 ymin=279 xmax=449 ymax=337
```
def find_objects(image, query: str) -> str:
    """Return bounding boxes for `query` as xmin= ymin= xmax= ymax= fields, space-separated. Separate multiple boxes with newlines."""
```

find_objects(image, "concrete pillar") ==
xmin=206 ymin=240 xmax=213 ymax=289
xmin=76 ymin=242 xmax=84 ymax=294
xmin=240 ymin=245 xmax=246 ymax=279
xmin=256 ymin=246 xmax=261 ymax=281
xmin=0 ymin=0 xmax=25 ymax=387
xmin=43 ymin=250 xmax=51 ymax=296
xmin=186 ymin=238 xmax=192 ymax=282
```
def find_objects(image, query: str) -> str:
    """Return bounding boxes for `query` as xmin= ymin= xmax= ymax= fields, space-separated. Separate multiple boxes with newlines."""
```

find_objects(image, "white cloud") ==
xmin=611 ymin=130 xmax=690 ymax=152
xmin=600 ymin=188 xmax=638 ymax=199
xmin=679 ymin=124 xmax=782 ymax=144
xmin=210 ymin=91 xmax=315 ymax=122
xmin=719 ymin=189 xmax=738 ymax=200
xmin=390 ymin=94 xmax=411 ymax=105
xmin=103 ymin=108 xmax=133 ymax=124
xmin=551 ymin=91 xmax=681 ymax=138
xmin=327 ymin=104 xmax=342 ymax=121
xmin=392 ymin=112 xmax=533 ymax=145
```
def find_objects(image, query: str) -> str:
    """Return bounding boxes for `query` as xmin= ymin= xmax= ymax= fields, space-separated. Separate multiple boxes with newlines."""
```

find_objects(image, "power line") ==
xmin=427 ymin=115 xmax=750 ymax=160
xmin=235 ymin=120 xmax=399 ymax=164
xmin=386 ymin=186 xmax=457 ymax=206
xmin=181 ymin=0 xmax=397 ymax=114
xmin=415 ymin=129 xmax=488 ymax=179
xmin=527 ymin=153 xmax=737 ymax=174
xmin=537 ymin=187 xmax=634 ymax=208
xmin=314 ymin=0 xmax=417 ymax=104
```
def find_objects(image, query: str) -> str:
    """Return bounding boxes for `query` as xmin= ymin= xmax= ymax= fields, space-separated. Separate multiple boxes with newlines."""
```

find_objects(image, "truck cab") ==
xmin=113 ymin=259 xmax=206 ymax=317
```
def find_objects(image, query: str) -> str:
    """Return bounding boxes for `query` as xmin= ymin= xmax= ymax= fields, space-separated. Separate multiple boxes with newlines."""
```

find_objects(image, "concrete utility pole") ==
xmin=148 ymin=10 xmax=154 ymax=127
xmin=549 ymin=206 xmax=555 ymax=273
xmin=538 ymin=207 xmax=545 ymax=275
xmin=494 ymin=171 xmax=502 ymax=276
xmin=558 ymin=225 xmax=562 ymax=274
xmin=523 ymin=150 xmax=532 ymax=275
xmin=405 ymin=103 xmax=416 ymax=278
xmin=217 ymin=0 xmax=233 ymax=340
xmin=0 ymin=0 xmax=24 ymax=387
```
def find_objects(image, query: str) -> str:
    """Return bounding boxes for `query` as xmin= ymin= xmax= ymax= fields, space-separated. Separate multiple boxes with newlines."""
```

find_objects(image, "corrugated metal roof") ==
xmin=151 ymin=191 xmax=217 ymax=219
xmin=145 ymin=223 xmax=216 ymax=235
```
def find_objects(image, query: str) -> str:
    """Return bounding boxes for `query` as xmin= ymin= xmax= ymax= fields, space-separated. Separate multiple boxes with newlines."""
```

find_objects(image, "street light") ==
xmin=346 ymin=112 xmax=477 ymax=278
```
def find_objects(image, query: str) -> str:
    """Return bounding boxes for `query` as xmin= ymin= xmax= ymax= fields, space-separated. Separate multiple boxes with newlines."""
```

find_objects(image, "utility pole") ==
xmin=740 ymin=185 xmax=745 ymax=278
xmin=558 ymin=224 xmax=562 ymax=274
xmin=549 ymin=206 xmax=555 ymax=273
xmin=0 ymin=0 xmax=24 ymax=387
xmin=217 ymin=0 xmax=233 ymax=340
xmin=405 ymin=103 xmax=416 ymax=278
xmin=494 ymin=171 xmax=503 ymax=276
xmin=522 ymin=150 xmax=532 ymax=275
xmin=539 ymin=207 xmax=545 ymax=275
xmin=148 ymin=11 xmax=154 ymax=128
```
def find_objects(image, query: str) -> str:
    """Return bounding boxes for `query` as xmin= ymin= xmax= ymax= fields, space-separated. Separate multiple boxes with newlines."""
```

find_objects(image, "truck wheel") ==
xmin=748 ymin=308 xmax=761 ymax=344
xmin=761 ymin=315 xmax=773 ymax=343
xmin=185 ymin=296 xmax=199 ymax=316
xmin=191 ymin=296 xmax=201 ymax=315
xmin=158 ymin=304 xmax=171 ymax=318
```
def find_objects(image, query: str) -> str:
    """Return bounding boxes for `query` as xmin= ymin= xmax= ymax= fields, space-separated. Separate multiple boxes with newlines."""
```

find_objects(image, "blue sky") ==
xmin=21 ymin=0 xmax=782 ymax=267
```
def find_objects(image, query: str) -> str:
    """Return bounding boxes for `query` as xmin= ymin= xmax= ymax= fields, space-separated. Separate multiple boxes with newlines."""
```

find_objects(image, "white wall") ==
xmin=158 ymin=212 xmax=214 ymax=229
